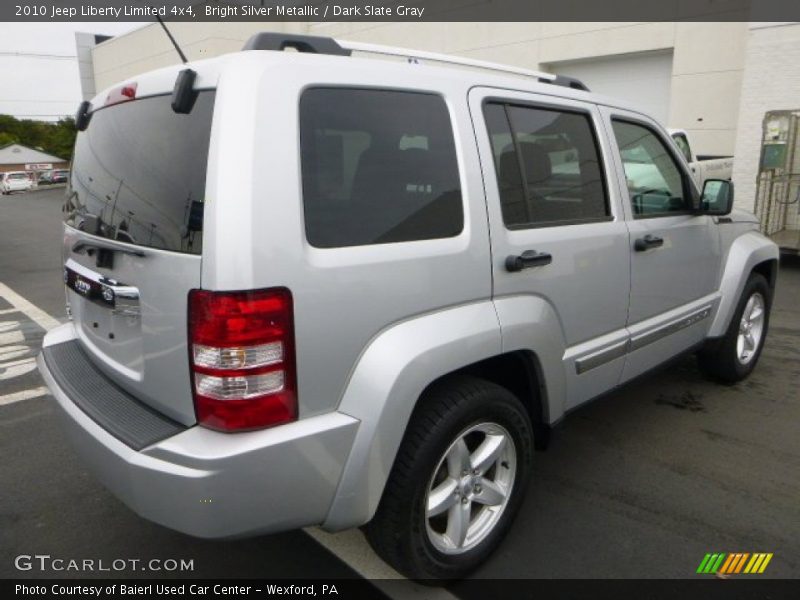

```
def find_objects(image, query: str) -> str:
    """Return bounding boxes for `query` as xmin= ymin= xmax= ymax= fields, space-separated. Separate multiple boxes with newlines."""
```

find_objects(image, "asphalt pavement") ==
xmin=1 ymin=187 xmax=798 ymax=589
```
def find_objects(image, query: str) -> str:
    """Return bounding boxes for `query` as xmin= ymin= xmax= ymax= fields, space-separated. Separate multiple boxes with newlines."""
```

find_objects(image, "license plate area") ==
xmin=65 ymin=268 xmax=116 ymax=310
xmin=64 ymin=258 xmax=140 ymax=317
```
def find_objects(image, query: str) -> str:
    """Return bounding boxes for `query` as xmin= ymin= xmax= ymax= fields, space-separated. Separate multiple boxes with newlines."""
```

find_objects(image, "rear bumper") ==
xmin=38 ymin=323 xmax=359 ymax=539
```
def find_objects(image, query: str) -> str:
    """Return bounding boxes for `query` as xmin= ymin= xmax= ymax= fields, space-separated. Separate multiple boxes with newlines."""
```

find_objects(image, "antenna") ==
xmin=155 ymin=13 xmax=188 ymax=64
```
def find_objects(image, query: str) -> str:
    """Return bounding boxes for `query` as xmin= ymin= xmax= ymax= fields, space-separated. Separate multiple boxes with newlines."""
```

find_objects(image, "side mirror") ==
xmin=700 ymin=179 xmax=734 ymax=215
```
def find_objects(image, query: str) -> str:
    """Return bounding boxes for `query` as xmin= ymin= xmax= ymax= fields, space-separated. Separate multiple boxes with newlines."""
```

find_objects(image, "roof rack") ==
xmin=242 ymin=33 xmax=351 ymax=56
xmin=241 ymin=33 xmax=590 ymax=92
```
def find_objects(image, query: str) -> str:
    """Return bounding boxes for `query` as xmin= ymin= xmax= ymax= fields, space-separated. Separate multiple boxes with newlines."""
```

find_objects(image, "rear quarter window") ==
xmin=299 ymin=88 xmax=463 ymax=248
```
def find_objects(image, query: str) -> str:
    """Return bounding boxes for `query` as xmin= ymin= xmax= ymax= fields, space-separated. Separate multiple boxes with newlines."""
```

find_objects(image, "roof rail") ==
xmin=241 ymin=33 xmax=589 ymax=92
xmin=549 ymin=75 xmax=590 ymax=92
xmin=338 ymin=41 xmax=590 ymax=91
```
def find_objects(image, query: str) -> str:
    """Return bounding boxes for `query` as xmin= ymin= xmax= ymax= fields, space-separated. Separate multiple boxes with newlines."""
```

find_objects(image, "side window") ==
xmin=672 ymin=132 xmax=692 ymax=164
xmin=483 ymin=101 xmax=609 ymax=228
xmin=612 ymin=120 xmax=691 ymax=216
xmin=299 ymin=88 xmax=463 ymax=248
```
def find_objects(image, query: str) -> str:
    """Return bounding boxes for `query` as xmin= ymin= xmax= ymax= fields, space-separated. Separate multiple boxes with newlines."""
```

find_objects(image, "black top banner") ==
xmin=3 ymin=0 xmax=800 ymax=22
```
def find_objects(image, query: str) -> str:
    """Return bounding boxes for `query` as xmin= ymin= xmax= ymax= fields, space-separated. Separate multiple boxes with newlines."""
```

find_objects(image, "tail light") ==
xmin=188 ymin=288 xmax=297 ymax=432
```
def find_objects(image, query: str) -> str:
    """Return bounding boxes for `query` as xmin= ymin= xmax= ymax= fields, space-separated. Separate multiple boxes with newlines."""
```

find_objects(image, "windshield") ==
xmin=65 ymin=91 xmax=215 ymax=255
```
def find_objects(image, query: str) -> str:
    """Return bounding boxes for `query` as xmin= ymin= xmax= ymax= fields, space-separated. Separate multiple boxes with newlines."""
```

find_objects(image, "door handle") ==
xmin=505 ymin=250 xmax=552 ymax=272
xmin=634 ymin=234 xmax=664 ymax=252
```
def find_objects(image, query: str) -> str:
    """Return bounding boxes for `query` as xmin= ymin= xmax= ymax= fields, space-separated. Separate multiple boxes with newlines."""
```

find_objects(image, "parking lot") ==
xmin=1 ymin=187 xmax=798 ymax=587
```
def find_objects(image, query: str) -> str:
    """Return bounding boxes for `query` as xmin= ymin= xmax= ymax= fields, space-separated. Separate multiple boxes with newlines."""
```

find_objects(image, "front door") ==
xmin=600 ymin=108 xmax=722 ymax=382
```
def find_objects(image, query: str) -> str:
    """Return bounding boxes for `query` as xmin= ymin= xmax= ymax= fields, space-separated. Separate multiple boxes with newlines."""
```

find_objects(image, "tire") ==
xmin=364 ymin=375 xmax=534 ymax=581
xmin=698 ymin=272 xmax=771 ymax=383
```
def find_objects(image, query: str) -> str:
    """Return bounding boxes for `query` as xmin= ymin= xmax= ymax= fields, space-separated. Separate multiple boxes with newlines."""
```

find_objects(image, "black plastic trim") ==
xmin=43 ymin=340 xmax=187 ymax=450
xmin=541 ymin=74 xmax=590 ymax=91
xmin=242 ymin=33 xmax=351 ymax=56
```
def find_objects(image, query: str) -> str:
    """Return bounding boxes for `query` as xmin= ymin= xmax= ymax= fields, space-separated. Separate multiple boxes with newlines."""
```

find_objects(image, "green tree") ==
xmin=0 ymin=114 xmax=76 ymax=161
xmin=0 ymin=131 xmax=18 ymax=147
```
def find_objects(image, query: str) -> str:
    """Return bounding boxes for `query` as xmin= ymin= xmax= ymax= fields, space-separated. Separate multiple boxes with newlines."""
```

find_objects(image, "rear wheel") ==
xmin=365 ymin=376 xmax=534 ymax=581
xmin=699 ymin=273 xmax=771 ymax=383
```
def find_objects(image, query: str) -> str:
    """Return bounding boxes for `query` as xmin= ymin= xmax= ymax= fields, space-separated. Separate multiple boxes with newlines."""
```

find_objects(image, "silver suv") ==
xmin=38 ymin=34 xmax=779 ymax=580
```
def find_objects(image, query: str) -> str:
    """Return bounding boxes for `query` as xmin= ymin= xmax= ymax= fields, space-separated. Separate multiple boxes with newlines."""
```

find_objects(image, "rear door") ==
xmin=63 ymin=90 xmax=216 ymax=425
xmin=470 ymin=88 xmax=631 ymax=410
xmin=600 ymin=108 xmax=721 ymax=382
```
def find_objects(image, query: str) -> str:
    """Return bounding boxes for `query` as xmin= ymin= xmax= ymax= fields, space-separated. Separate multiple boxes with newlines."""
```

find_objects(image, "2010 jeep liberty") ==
xmin=38 ymin=33 xmax=779 ymax=580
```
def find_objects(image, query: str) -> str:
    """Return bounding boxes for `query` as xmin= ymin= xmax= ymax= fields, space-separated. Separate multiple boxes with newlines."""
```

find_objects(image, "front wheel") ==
xmin=364 ymin=376 xmax=534 ymax=581
xmin=699 ymin=272 xmax=771 ymax=383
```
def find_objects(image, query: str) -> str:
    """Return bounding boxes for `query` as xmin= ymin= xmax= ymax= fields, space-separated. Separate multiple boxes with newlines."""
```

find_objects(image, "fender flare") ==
xmin=492 ymin=295 xmax=567 ymax=424
xmin=708 ymin=231 xmax=779 ymax=338
xmin=322 ymin=301 xmax=502 ymax=530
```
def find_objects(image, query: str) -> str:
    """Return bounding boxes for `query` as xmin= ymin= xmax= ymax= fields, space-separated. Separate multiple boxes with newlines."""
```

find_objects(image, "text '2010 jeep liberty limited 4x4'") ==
xmin=38 ymin=34 xmax=778 ymax=580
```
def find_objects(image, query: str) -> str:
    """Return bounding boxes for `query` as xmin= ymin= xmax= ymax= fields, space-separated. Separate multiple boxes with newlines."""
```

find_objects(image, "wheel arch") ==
xmin=751 ymin=257 xmax=778 ymax=292
xmin=322 ymin=301 xmax=556 ymax=531
xmin=433 ymin=350 xmax=550 ymax=450
xmin=708 ymin=231 xmax=779 ymax=338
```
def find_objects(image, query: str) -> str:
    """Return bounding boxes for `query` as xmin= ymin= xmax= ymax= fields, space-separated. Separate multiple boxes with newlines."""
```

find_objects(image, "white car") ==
xmin=0 ymin=171 xmax=34 ymax=194
xmin=669 ymin=128 xmax=734 ymax=187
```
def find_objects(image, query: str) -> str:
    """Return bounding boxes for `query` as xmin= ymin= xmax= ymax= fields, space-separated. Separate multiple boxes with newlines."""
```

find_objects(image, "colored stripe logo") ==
xmin=697 ymin=552 xmax=773 ymax=574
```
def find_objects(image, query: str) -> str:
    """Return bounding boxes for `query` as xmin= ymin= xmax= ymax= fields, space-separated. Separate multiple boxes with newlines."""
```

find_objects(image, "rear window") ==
xmin=65 ymin=91 xmax=215 ymax=254
xmin=299 ymin=88 xmax=463 ymax=248
xmin=9 ymin=173 xmax=27 ymax=180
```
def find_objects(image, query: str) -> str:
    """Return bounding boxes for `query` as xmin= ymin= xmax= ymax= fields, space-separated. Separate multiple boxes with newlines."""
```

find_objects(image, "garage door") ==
xmin=549 ymin=51 xmax=674 ymax=126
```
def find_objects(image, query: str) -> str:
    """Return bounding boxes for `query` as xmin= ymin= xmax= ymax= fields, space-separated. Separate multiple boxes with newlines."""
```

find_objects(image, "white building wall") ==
xmin=732 ymin=23 xmax=800 ymax=213
xmin=91 ymin=22 xmax=750 ymax=156
xmin=91 ymin=22 xmax=305 ymax=91
xmin=75 ymin=33 xmax=100 ymax=101
xmin=669 ymin=21 xmax=748 ymax=158
xmin=547 ymin=51 xmax=675 ymax=126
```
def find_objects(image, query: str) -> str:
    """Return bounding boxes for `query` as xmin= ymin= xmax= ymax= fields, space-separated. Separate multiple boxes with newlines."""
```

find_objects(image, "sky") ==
xmin=0 ymin=23 xmax=147 ymax=121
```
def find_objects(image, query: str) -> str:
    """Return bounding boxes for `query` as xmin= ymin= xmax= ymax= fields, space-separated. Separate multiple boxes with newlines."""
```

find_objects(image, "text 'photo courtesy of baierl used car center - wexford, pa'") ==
xmin=1 ymin=1 xmax=800 ymax=599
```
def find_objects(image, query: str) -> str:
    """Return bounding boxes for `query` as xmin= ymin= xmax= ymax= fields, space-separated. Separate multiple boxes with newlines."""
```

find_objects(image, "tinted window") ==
xmin=484 ymin=102 xmax=608 ymax=228
xmin=300 ymin=89 xmax=463 ymax=248
xmin=612 ymin=120 xmax=689 ymax=216
xmin=65 ymin=91 xmax=215 ymax=254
